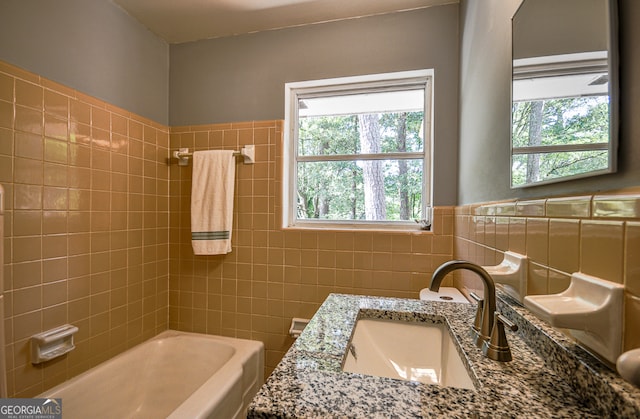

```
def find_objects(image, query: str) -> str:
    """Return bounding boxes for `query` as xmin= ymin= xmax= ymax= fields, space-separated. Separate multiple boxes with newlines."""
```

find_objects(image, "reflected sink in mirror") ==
xmin=342 ymin=318 xmax=476 ymax=390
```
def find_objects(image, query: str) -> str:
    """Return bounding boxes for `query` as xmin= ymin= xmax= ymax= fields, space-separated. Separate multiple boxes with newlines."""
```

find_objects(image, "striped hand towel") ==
xmin=190 ymin=150 xmax=236 ymax=255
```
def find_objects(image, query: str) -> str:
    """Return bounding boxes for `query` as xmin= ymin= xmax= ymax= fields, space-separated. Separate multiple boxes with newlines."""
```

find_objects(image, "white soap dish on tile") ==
xmin=289 ymin=318 xmax=310 ymax=338
xmin=482 ymin=251 xmax=528 ymax=304
xmin=31 ymin=324 xmax=78 ymax=364
xmin=524 ymin=273 xmax=624 ymax=363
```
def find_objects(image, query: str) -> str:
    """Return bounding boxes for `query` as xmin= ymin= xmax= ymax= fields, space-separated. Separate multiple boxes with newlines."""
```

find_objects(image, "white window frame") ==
xmin=283 ymin=70 xmax=434 ymax=230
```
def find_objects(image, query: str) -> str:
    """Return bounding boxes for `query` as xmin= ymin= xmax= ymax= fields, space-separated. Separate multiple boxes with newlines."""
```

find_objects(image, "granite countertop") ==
xmin=247 ymin=293 xmax=640 ymax=418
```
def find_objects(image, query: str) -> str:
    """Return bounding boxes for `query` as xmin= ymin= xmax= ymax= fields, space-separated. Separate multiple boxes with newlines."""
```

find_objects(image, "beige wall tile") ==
xmin=14 ymin=158 xmax=42 ymax=185
xmin=44 ymin=139 xmax=68 ymax=165
xmin=44 ymin=90 xmax=68 ymax=119
xmin=13 ymin=237 xmax=42 ymax=263
xmin=0 ymin=100 xmax=13 ymax=130
xmin=593 ymin=194 xmax=640 ymax=219
xmin=43 ymin=163 xmax=67 ymax=188
xmin=624 ymin=294 xmax=640 ymax=351
xmin=548 ymin=219 xmax=579 ymax=274
xmin=494 ymin=217 xmax=509 ymax=251
xmin=526 ymin=263 xmax=548 ymax=295
xmin=546 ymin=196 xmax=591 ymax=218
xmin=13 ymin=311 xmax=41 ymax=341
xmin=0 ymin=73 xmax=13 ymax=102
xmin=484 ymin=217 xmax=496 ymax=249
xmin=625 ymin=222 xmax=640 ymax=296
xmin=70 ymin=100 xmax=90 ymax=125
xmin=13 ymin=211 xmax=42 ymax=237
xmin=494 ymin=202 xmax=515 ymax=216
xmin=91 ymin=107 xmax=110 ymax=131
xmin=581 ymin=220 xmax=624 ymax=283
xmin=471 ymin=216 xmax=484 ymax=244
xmin=15 ymin=105 xmax=42 ymax=135
xmin=13 ymin=286 xmax=42 ymax=315
xmin=44 ymin=115 xmax=67 ymax=141
xmin=547 ymin=269 xmax=571 ymax=294
xmin=508 ymin=217 xmax=526 ymax=254
xmin=15 ymin=80 xmax=42 ymax=110
xmin=15 ymin=132 xmax=42 ymax=160
xmin=42 ymin=259 xmax=66 ymax=284
xmin=526 ymin=218 xmax=549 ymax=265
xmin=353 ymin=232 xmax=372 ymax=252
xmin=515 ymin=199 xmax=546 ymax=217
xmin=2 ymin=63 xmax=169 ymax=397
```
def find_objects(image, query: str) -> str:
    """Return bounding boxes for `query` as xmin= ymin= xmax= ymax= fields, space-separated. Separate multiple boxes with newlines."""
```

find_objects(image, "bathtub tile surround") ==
xmin=248 ymin=293 xmax=640 ymax=417
xmin=0 ymin=61 xmax=169 ymax=397
xmin=168 ymin=123 xmax=455 ymax=376
xmin=1 ymin=59 xmax=456 ymax=396
xmin=453 ymin=190 xmax=640 ymax=353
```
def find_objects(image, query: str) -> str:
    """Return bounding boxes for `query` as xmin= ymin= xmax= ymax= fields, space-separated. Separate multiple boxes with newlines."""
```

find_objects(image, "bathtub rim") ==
xmin=39 ymin=329 xmax=265 ymax=419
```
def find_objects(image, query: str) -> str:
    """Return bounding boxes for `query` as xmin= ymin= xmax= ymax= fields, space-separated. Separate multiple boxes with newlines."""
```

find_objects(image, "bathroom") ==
xmin=0 ymin=0 xmax=639 ymax=416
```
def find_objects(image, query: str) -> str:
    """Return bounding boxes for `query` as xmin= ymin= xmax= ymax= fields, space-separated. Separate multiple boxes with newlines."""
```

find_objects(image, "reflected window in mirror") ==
xmin=511 ymin=0 xmax=618 ymax=188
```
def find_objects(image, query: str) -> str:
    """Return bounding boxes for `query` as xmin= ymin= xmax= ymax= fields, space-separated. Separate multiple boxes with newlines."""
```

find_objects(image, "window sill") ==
xmin=283 ymin=223 xmax=432 ymax=233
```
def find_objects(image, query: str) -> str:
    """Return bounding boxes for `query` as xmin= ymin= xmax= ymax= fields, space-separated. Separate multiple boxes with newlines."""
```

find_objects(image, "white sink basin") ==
xmin=342 ymin=318 xmax=476 ymax=390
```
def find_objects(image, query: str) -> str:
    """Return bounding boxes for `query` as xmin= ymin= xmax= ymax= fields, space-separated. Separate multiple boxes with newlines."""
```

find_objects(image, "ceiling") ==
xmin=113 ymin=0 xmax=456 ymax=44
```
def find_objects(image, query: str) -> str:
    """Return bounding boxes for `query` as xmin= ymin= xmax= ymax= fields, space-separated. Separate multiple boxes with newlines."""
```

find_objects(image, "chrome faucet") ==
xmin=429 ymin=260 xmax=518 ymax=362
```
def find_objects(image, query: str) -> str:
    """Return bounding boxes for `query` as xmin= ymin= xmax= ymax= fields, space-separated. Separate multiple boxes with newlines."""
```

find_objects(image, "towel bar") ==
xmin=172 ymin=145 xmax=255 ymax=166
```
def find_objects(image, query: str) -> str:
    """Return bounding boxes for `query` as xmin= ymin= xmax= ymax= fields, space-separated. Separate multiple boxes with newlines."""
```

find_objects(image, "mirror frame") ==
xmin=510 ymin=0 xmax=619 ymax=189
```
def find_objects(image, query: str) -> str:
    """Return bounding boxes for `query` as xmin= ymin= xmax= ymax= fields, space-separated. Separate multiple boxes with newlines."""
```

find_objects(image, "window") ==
xmin=283 ymin=70 xmax=433 ymax=230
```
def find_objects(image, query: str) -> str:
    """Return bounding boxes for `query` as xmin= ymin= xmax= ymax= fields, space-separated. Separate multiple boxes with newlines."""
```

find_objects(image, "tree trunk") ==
xmin=397 ymin=113 xmax=409 ymax=220
xmin=351 ymin=168 xmax=358 ymax=219
xmin=318 ymin=138 xmax=330 ymax=218
xmin=312 ymin=195 xmax=319 ymax=218
xmin=526 ymin=101 xmax=544 ymax=183
xmin=358 ymin=114 xmax=386 ymax=220
xmin=351 ymin=119 xmax=358 ymax=219
xmin=297 ymin=191 xmax=308 ymax=219
xmin=319 ymin=196 xmax=329 ymax=218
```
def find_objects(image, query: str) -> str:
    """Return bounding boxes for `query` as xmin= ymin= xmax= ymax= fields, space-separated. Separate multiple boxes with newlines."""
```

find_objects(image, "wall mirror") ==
xmin=511 ymin=0 xmax=618 ymax=188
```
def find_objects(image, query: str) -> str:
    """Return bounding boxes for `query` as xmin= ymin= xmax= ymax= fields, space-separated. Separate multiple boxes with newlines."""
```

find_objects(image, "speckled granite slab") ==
xmin=497 ymin=292 xmax=640 ymax=418
xmin=248 ymin=293 xmax=639 ymax=418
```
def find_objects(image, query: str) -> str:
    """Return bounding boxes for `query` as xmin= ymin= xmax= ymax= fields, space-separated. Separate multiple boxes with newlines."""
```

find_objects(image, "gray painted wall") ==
xmin=458 ymin=0 xmax=640 ymax=205
xmin=170 ymin=6 xmax=460 ymax=206
xmin=0 ymin=0 xmax=169 ymax=124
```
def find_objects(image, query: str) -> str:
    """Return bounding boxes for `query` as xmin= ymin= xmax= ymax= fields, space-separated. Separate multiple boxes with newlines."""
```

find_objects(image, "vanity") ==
xmin=247 ymin=292 xmax=640 ymax=418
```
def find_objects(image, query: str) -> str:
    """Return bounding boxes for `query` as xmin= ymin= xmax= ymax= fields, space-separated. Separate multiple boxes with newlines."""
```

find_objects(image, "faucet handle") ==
xmin=496 ymin=313 xmax=518 ymax=332
xmin=469 ymin=292 xmax=485 ymax=347
xmin=482 ymin=312 xmax=518 ymax=362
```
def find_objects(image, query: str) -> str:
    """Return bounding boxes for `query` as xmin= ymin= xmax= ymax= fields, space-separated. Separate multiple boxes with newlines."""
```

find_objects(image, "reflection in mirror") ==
xmin=511 ymin=0 xmax=618 ymax=188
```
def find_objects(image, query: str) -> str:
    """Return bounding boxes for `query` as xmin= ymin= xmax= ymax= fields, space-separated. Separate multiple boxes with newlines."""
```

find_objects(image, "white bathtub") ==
xmin=39 ymin=330 xmax=264 ymax=419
